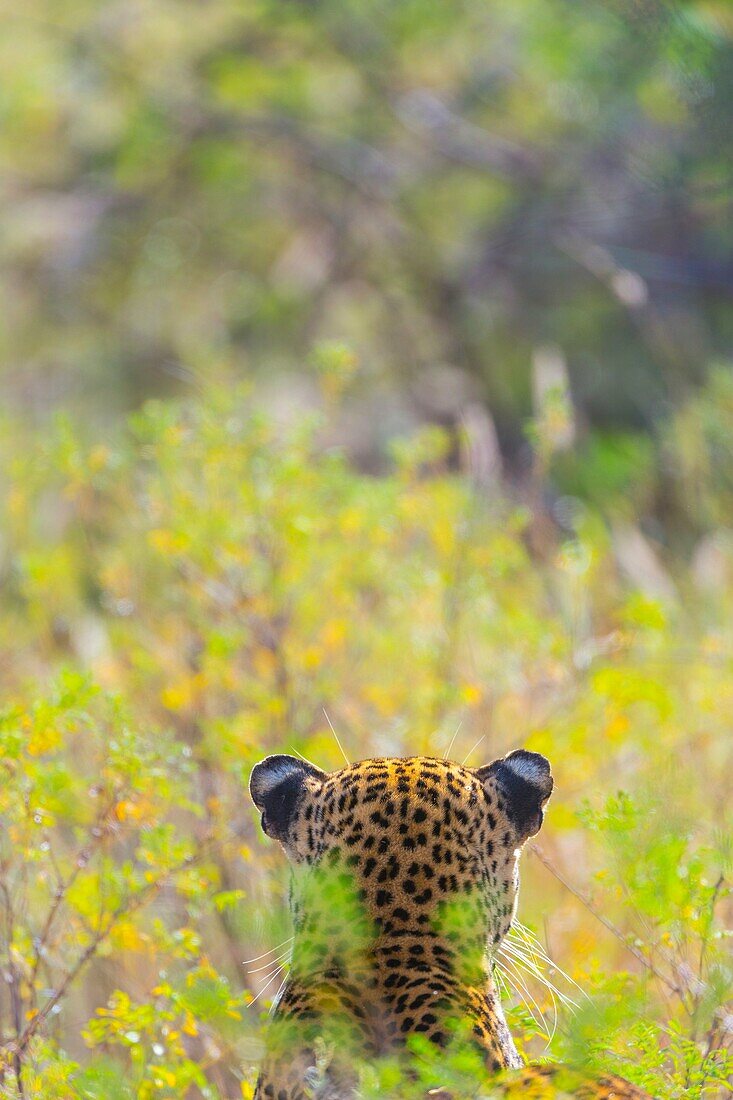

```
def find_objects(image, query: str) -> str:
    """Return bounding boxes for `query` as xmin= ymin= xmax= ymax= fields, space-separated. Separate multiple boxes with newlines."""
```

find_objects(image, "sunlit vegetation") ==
xmin=0 ymin=366 xmax=731 ymax=1096
xmin=1 ymin=0 xmax=732 ymax=1094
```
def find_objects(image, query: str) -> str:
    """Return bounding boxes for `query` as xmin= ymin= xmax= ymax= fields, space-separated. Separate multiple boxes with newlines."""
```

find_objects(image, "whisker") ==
xmin=493 ymin=958 xmax=519 ymax=1002
xmin=460 ymin=733 xmax=486 ymax=766
xmin=500 ymin=940 xmax=579 ymax=1011
xmin=246 ymin=949 xmax=292 ymax=975
xmin=500 ymin=944 xmax=561 ymax=1044
xmin=268 ymin=973 xmax=290 ymax=1017
xmin=290 ymin=746 xmax=320 ymax=770
xmin=242 ymin=936 xmax=294 ymax=965
xmin=510 ymin=921 xmax=554 ymax=960
xmin=494 ymin=957 xmax=546 ymax=1036
xmin=507 ymin=930 xmax=557 ymax=971
xmin=510 ymin=957 xmax=561 ymax=1046
xmin=323 ymin=707 xmax=350 ymax=766
xmin=496 ymin=952 xmax=551 ymax=1039
xmin=509 ymin=923 xmax=583 ymax=987
xmin=508 ymin=924 xmax=588 ymax=1000
xmin=442 ymin=721 xmax=463 ymax=760
xmin=501 ymin=939 xmax=583 ymax=1047
xmin=253 ymin=962 xmax=287 ymax=984
xmin=500 ymin=947 xmax=561 ymax=1016
xmin=493 ymin=962 xmax=511 ymax=1001
xmin=512 ymin=920 xmax=543 ymax=947
xmin=247 ymin=964 xmax=289 ymax=1008
xmin=511 ymin=921 xmax=563 ymax=966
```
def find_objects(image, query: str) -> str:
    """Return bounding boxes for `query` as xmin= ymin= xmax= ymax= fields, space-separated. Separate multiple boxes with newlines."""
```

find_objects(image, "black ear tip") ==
xmin=502 ymin=749 xmax=553 ymax=798
xmin=249 ymin=754 xmax=327 ymax=844
xmin=249 ymin=754 xmax=304 ymax=811
xmin=476 ymin=748 xmax=553 ymax=842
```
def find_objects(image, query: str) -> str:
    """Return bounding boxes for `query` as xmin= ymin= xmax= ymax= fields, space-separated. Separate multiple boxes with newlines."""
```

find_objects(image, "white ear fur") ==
xmin=501 ymin=749 xmax=553 ymax=799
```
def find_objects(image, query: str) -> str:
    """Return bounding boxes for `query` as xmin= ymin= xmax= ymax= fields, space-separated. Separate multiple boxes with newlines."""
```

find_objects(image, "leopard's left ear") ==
xmin=475 ymin=750 xmax=553 ymax=842
xmin=250 ymin=754 xmax=325 ymax=842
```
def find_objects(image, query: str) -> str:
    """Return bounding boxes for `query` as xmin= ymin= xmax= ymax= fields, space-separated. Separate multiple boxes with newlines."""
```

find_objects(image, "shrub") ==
xmin=0 ymin=387 xmax=730 ymax=1096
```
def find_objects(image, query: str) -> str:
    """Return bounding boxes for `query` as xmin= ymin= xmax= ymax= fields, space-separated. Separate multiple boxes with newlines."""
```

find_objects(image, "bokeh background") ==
xmin=0 ymin=1 xmax=731 ymax=1097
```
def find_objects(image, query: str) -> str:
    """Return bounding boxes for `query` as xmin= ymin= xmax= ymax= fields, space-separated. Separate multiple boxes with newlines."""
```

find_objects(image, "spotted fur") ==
xmin=249 ymin=752 xmax=651 ymax=1099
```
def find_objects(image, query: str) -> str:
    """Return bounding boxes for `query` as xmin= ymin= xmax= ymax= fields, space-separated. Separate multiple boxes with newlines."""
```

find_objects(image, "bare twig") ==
xmin=691 ymin=874 xmax=726 ymax=1040
xmin=29 ymin=796 xmax=118 ymax=991
xmin=0 ymin=879 xmax=25 ymax=1096
xmin=530 ymin=844 xmax=685 ymax=999
xmin=395 ymin=90 xmax=542 ymax=180
xmin=13 ymin=847 xmax=203 ymax=1057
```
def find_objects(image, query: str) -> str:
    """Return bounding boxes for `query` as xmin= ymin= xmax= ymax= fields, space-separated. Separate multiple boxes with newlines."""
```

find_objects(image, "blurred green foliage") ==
xmin=0 ymin=382 xmax=731 ymax=1096
xmin=1 ymin=0 xmax=732 ymax=459
xmin=1 ymin=0 xmax=732 ymax=1093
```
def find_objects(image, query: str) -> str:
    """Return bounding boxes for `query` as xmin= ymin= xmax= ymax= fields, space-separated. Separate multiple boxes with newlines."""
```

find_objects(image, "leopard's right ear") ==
xmin=249 ymin=754 xmax=325 ymax=842
xmin=475 ymin=749 xmax=553 ymax=843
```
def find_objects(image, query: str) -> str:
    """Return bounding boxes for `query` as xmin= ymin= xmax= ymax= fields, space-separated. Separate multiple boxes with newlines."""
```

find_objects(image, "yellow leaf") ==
xmin=302 ymin=645 xmax=322 ymax=670
xmin=160 ymin=675 xmax=198 ymax=711
xmin=431 ymin=517 xmax=455 ymax=556
xmin=604 ymin=713 xmax=630 ymax=742
xmin=322 ymin=619 xmax=347 ymax=649
xmin=7 ymin=486 xmax=27 ymax=518
xmin=110 ymin=921 xmax=148 ymax=952
xmin=27 ymin=725 xmax=61 ymax=756
xmin=182 ymin=1013 xmax=198 ymax=1036
xmin=148 ymin=529 xmax=188 ymax=554
xmin=114 ymin=799 xmax=142 ymax=822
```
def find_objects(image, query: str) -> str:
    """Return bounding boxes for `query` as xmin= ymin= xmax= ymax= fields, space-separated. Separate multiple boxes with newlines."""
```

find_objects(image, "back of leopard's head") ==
xmin=249 ymin=752 xmax=654 ymax=1100
xmin=250 ymin=751 xmax=552 ymax=997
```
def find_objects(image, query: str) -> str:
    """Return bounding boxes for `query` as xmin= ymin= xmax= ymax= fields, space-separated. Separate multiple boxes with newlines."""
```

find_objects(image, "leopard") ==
xmin=249 ymin=750 xmax=652 ymax=1099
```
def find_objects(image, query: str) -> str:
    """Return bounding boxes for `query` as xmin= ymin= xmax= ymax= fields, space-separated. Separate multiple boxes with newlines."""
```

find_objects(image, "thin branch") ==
xmin=530 ymin=844 xmax=685 ymax=1000
xmin=0 ymin=879 xmax=25 ymax=1096
xmin=29 ymin=797 xmax=117 ymax=990
xmin=691 ymin=873 xmax=726 ymax=1040
xmin=395 ymin=89 xmax=542 ymax=180
xmin=14 ymin=849 xmax=202 ymax=1055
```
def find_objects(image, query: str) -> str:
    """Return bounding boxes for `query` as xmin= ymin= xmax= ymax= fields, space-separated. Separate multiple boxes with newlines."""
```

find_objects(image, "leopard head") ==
xmin=250 ymin=750 xmax=552 ymax=952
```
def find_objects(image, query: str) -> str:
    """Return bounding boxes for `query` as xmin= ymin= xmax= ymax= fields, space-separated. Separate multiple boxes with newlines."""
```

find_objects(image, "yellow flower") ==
xmin=302 ymin=645 xmax=323 ymax=670
xmin=459 ymin=683 xmax=482 ymax=706
xmin=160 ymin=674 xmax=200 ymax=711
